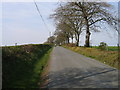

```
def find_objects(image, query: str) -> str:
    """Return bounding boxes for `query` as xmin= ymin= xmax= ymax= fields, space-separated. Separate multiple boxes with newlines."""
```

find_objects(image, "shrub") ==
xmin=99 ymin=42 xmax=108 ymax=50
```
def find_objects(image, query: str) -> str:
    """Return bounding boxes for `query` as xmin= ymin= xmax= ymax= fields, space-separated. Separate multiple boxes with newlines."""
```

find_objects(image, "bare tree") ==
xmin=50 ymin=2 xmax=118 ymax=47
xmin=50 ymin=3 xmax=85 ymax=46
xmin=54 ymin=31 xmax=67 ymax=45
xmin=70 ymin=2 xmax=118 ymax=47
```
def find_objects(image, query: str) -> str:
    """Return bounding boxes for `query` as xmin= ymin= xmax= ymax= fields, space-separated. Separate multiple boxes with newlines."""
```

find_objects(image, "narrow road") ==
xmin=47 ymin=46 xmax=118 ymax=88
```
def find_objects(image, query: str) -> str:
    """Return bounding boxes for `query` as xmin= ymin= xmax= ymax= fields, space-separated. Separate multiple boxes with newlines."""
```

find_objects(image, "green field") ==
xmin=92 ymin=46 xmax=118 ymax=51
xmin=2 ymin=44 xmax=53 ymax=88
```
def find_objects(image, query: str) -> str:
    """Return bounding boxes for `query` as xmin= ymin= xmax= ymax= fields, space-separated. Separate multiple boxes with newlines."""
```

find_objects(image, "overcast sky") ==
xmin=1 ymin=1 xmax=118 ymax=46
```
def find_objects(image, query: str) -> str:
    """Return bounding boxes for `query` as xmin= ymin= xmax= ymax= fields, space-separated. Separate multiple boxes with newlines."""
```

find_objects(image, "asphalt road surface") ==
xmin=47 ymin=46 xmax=118 ymax=88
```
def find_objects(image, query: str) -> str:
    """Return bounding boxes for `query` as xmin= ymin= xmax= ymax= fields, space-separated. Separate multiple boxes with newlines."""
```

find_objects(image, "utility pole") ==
xmin=49 ymin=31 xmax=51 ymax=37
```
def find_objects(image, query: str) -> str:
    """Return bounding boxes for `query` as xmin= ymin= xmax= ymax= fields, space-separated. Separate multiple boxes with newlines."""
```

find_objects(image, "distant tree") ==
xmin=50 ymin=4 xmax=85 ymax=46
xmin=54 ymin=28 xmax=68 ymax=45
xmin=56 ymin=21 xmax=71 ymax=44
xmin=45 ymin=36 xmax=55 ymax=44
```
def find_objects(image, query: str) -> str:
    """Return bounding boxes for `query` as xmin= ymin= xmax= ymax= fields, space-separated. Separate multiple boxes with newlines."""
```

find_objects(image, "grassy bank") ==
xmin=63 ymin=45 xmax=119 ymax=69
xmin=2 ymin=44 xmax=53 ymax=88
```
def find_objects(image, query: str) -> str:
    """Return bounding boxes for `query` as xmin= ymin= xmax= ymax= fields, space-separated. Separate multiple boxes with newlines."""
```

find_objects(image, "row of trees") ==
xmin=45 ymin=2 xmax=118 ymax=47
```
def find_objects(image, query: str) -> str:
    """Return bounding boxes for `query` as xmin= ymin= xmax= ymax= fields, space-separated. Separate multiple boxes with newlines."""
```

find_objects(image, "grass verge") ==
xmin=63 ymin=45 xmax=119 ymax=69
xmin=33 ymin=48 xmax=53 ymax=88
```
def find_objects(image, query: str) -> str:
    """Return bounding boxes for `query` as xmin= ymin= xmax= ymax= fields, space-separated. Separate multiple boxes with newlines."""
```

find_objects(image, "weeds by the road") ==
xmin=2 ymin=44 xmax=53 ymax=88
xmin=63 ymin=45 xmax=119 ymax=69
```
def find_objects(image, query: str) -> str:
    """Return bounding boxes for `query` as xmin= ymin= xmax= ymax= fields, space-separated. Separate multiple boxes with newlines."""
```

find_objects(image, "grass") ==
xmin=63 ymin=45 xmax=119 ymax=69
xmin=2 ymin=44 xmax=53 ymax=88
xmin=32 ymin=48 xmax=52 ymax=87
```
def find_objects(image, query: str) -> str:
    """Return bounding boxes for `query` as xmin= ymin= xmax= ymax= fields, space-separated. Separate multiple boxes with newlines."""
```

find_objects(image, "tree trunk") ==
xmin=68 ymin=38 xmax=69 ymax=44
xmin=67 ymin=37 xmax=70 ymax=44
xmin=85 ymin=18 xmax=91 ymax=47
xmin=76 ymin=34 xmax=80 ymax=46
xmin=75 ymin=34 xmax=77 ymax=45
xmin=71 ymin=36 xmax=73 ymax=43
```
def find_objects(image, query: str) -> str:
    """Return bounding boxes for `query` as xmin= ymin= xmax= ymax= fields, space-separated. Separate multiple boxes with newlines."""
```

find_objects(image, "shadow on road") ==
xmin=47 ymin=67 xmax=118 ymax=88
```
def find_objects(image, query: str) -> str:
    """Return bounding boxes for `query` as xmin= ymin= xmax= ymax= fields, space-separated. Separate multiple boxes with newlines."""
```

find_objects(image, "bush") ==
xmin=99 ymin=42 xmax=108 ymax=50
